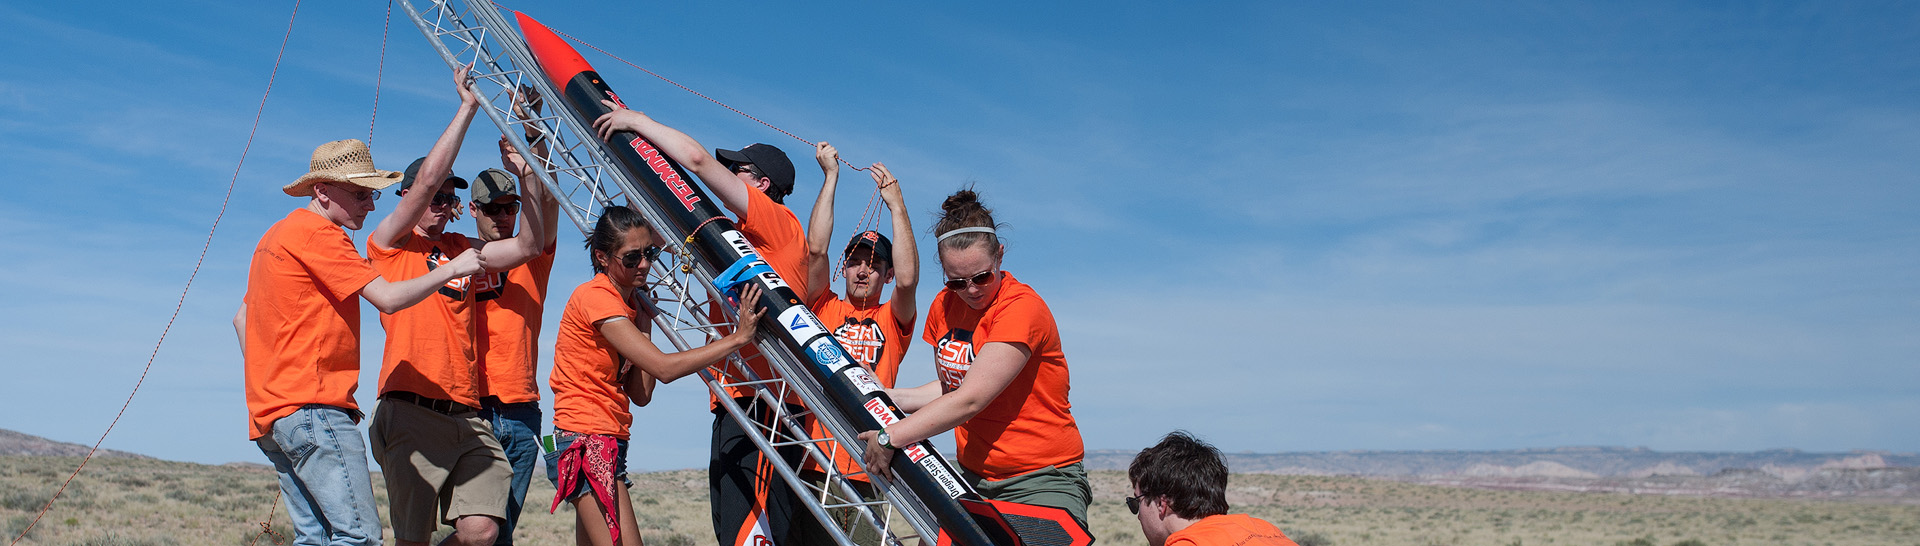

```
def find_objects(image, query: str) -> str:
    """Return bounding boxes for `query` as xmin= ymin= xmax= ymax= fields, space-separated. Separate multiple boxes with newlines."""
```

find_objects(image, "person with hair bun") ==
xmin=545 ymin=205 xmax=766 ymax=546
xmin=857 ymin=188 xmax=1091 ymax=525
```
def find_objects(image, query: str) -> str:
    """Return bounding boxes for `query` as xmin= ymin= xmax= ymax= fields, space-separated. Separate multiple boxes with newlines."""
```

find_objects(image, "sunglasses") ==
xmin=1125 ymin=495 xmax=1143 ymax=515
xmin=427 ymin=192 xmax=461 ymax=208
xmin=619 ymin=246 xmax=662 ymax=269
xmin=477 ymin=201 xmax=520 ymax=216
xmin=943 ymin=269 xmax=996 ymax=291
xmin=731 ymin=163 xmax=766 ymax=179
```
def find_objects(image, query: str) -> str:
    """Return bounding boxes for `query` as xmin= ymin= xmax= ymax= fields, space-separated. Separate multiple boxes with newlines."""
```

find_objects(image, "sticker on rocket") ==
xmin=862 ymin=398 xmax=899 ymax=426
xmin=627 ymin=137 xmax=703 ymax=212
xmin=920 ymin=457 xmax=966 ymax=498
xmin=778 ymin=307 xmax=829 ymax=343
xmin=805 ymin=337 xmax=852 ymax=374
xmin=719 ymin=231 xmax=790 ymax=291
xmin=902 ymin=443 xmax=930 ymax=462
xmin=842 ymin=366 xmax=884 ymax=395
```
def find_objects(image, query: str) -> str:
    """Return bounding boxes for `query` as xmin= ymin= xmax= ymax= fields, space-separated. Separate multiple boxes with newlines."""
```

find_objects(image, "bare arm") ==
xmin=595 ymin=285 xmax=767 ymax=383
xmin=622 ymin=363 xmax=657 ymax=408
xmin=885 ymin=380 xmax=943 ymax=413
xmin=873 ymin=163 xmax=918 ymax=326
xmin=590 ymin=101 xmax=750 ymax=218
xmin=859 ymin=341 xmax=1031 ymax=478
xmin=233 ymin=306 xmax=246 ymax=359
xmin=507 ymin=89 xmax=562 ymax=248
xmin=371 ymin=64 xmax=482 ymax=250
xmin=473 ymin=140 xmax=551 ymax=271
xmin=803 ymin=142 xmax=841 ymax=304
xmin=358 ymin=248 xmax=483 ymax=314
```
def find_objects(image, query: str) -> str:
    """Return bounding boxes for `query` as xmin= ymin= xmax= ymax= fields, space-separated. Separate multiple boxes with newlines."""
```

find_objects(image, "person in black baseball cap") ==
xmin=714 ymin=143 xmax=797 ymax=204
xmin=590 ymin=99 xmax=815 ymax=546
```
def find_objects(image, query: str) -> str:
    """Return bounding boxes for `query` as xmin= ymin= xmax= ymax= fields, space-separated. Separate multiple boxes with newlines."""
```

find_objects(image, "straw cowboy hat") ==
xmin=283 ymin=139 xmax=405 ymax=197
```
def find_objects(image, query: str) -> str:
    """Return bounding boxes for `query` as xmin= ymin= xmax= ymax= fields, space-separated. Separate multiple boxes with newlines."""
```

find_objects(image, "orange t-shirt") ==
xmin=476 ymin=243 xmax=557 ymax=404
xmin=551 ymin=273 xmax=644 ymax=438
xmin=804 ymin=291 xmax=913 ymax=479
xmin=921 ymin=271 xmax=1082 ymax=480
xmin=243 ymin=209 xmax=382 ymax=439
xmin=1165 ymin=515 xmax=1299 ymax=546
xmin=710 ymin=187 xmax=810 ymax=407
xmin=370 ymin=229 xmax=480 ymax=407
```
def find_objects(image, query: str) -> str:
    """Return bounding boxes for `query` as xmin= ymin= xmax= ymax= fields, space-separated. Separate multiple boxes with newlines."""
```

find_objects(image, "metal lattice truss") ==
xmin=397 ymin=1 xmax=942 ymax=545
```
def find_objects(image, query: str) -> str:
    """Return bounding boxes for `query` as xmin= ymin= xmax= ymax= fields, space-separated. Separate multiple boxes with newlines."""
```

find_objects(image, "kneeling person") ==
xmin=1128 ymin=432 xmax=1299 ymax=546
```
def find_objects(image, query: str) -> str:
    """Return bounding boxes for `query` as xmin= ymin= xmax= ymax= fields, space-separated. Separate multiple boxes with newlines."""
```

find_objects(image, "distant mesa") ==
xmin=0 ymin=428 xmax=151 ymax=460
xmin=1458 ymin=461 xmax=1597 ymax=479
xmin=1084 ymin=445 xmax=1917 ymax=478
xmin=1082 ymin=446 xmax=1920 ymax=499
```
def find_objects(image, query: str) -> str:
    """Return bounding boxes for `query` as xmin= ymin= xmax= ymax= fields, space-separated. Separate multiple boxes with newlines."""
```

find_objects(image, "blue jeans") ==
xmin=480 ymin=401 xmax=542 ymax=546
xmin=256 ymin=405 xmax=382 ymax=546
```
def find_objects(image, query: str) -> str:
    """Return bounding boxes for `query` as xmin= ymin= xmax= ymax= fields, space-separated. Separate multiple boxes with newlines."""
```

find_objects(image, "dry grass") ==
xmin=5 ymin=455 xmax=1916 ymax=545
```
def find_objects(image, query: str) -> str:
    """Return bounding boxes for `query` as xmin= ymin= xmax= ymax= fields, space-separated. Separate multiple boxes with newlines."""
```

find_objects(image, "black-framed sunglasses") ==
xmin=731 ymin=163 xmax=766 ymax=179
xmin=428 ymin=192 xmax=461 ymax=208
xmin=477 ymin=201 xmax=520 ymax=216
xmin=943 ymin=269 xmax=996 ymax=291
xmin=1125 ymin=495 xmax=1143 ymax=515
xmin=619 ymin=246 xmax=662 ymax=269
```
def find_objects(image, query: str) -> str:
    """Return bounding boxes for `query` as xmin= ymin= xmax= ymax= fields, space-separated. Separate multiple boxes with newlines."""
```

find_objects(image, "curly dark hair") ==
xmin=1128 ymin=430 xmax=1230 ymax=519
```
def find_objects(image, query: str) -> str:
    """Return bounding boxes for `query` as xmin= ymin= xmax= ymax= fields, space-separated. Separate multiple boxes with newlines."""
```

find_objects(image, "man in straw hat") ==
xmin=364 ymin=66 xmax=550 ymax=546
xmin=236 ymin=136 xmax=484 ymax=546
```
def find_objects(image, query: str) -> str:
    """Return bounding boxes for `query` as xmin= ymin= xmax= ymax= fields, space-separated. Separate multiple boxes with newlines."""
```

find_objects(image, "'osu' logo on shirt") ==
xmin=426 ymin=246 xmax=468 ymax=300
xmin=934 ymin=329 xmax=974 ymax=392
xmin=833 ymin=318 xmax=885 ymax=369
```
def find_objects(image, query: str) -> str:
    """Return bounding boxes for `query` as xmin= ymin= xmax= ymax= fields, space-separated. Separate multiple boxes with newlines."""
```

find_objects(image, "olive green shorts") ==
xmin=961 ymin=462 xmax=1091 ymax=527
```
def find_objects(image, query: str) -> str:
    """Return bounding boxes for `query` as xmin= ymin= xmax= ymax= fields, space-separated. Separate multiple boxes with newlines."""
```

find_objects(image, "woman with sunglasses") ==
xmin=546 ymin=205 xmax=766 ymax=546
xmin=856 ymin=188 xmax=1090 ymax=526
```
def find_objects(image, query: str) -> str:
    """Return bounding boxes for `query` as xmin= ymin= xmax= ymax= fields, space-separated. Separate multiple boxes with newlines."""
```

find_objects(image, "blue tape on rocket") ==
xmin=713 ymin=255 xmax=775 ymax=298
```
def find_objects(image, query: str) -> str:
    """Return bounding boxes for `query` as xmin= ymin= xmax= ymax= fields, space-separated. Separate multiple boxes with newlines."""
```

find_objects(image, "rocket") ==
xmin=510 ymin=11 xmax=1090 ymax=546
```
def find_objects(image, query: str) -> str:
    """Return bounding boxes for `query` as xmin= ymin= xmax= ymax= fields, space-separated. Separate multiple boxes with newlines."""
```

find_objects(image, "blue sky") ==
xmin=1 ymin=1 xmax=1915 ymax=470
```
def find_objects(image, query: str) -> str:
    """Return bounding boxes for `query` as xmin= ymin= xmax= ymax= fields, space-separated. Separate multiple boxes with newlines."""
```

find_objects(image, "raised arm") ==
xmin=590 ymin=101 xmax=751 ymax=218
xmin=873 ymin=163 xmax=918 ymax=326
xmin=803 ymin=142 xmax=841 ymax=304
xmin=859 ymin=341 xmax=1031 ymax=478
xmin=508 ymin=88 xmax=563 ymax=249
xmin=473 ymin=138 xmax=552 ymax=272
xmin=358 ymin=247 xmax=484 ymax=314
xmin=371 ymin=64 xmax=482 ymax=250
xmin=596 ymin=285 xmax=767 ymax=383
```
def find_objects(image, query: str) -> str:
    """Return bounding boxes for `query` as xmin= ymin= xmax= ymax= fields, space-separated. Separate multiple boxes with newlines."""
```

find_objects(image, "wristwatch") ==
xmin=877 ymin=430 xmax=898 ymax=450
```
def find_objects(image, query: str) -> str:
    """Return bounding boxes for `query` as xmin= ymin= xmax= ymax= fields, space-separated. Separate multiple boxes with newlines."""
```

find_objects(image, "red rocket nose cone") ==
xmin=514 ymin=11 xmax=596 ymax=89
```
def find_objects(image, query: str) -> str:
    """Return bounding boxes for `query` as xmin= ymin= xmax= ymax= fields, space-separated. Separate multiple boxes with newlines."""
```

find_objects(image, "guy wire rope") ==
xmin=9 ymin=1 xmax=304 ymax=544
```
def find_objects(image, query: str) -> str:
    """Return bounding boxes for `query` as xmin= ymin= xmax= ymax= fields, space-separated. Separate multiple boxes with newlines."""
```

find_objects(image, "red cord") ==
xmin=369 ymin=0 xmax=391 ymax=145
xmin=245 ymin=490 xmax=285 ymax=546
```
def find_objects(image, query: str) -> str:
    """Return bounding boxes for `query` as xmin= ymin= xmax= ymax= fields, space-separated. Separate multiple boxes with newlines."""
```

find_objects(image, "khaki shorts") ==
xmin=369 ymin=398 xmax=512 ymax=542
